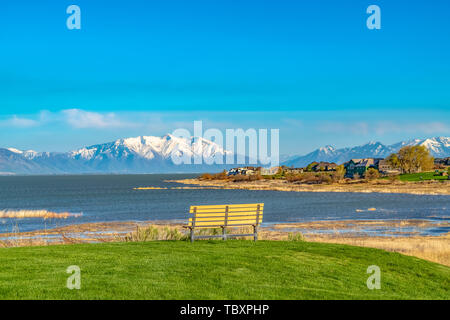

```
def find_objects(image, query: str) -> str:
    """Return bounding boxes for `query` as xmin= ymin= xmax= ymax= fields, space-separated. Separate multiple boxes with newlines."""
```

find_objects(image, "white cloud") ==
xmin=318 ymin=121 xmax=450 ymax=136
xmin=62 ymin=109 xmax=132 ymax=129
xmin=0 ymin=109 xmax=137 ymax=129
xmin=318 ymin=121 xmax=369 ymax=135
xmin=282 ymin=118 xmax=303 ymax=128
xmin=374 ymin=121 xmax=450 ymax=135
xmin=3 ymin=110 xmax=449 ymax=140
xmin=0 ymin=115 xmax=39 ymax=128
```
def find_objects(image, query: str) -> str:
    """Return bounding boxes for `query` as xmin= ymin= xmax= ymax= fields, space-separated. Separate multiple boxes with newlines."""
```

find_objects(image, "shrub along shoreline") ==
xmin=170 ymin=177 xmax=450 ymax=195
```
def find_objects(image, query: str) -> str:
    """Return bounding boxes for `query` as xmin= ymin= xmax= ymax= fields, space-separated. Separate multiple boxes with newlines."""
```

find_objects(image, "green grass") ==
xmin=398 ymin=171 xmax=449 ymax=182
xmin=0 ymin=241 xmax=448 ymax=300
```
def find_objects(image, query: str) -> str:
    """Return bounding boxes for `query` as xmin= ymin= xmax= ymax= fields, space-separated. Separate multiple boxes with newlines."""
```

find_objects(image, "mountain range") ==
xmin=0 ymin=136 xmax=449 ymax=174
xmin=0 ymin=135 xmax=233 ymax=175
xmin=283 ymin=137 xmax=450 ymax=167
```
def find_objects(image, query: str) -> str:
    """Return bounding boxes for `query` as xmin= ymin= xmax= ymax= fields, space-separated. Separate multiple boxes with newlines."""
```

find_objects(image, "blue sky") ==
xmin=0 ymin=0 xmax=449 ymax=154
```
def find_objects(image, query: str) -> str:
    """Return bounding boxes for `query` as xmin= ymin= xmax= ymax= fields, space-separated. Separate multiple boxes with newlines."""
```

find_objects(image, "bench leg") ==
xmin=190 ymin=228 xmax=194 ymax=243
xmin=253 ymin=226 xmax=258 ymax=242
xmin=222 ymin=227 xmax=227 ymax=241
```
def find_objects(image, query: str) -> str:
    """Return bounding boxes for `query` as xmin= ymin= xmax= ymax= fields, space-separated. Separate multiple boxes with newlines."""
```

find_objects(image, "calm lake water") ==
xmin=0 ymin=174 xmax=449 ymax=234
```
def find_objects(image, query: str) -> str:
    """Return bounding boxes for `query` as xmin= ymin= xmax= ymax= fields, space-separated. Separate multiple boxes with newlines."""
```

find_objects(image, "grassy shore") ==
xmin=2 ymin=219 xmax=449 ymax=266
xmin=398 ymin=172 xmax=449 ymax=182
xmin=306 ymin=233 xmax=450 ymax=267
xmin=0 ymin=241 xmax=448 ymax=300
xmin=169 ymin=178 xmax=450 ymax=195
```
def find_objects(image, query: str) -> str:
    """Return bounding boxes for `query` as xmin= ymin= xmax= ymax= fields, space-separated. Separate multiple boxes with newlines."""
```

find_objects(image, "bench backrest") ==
xmin=188 ymin=203 xmax=264 ymax=228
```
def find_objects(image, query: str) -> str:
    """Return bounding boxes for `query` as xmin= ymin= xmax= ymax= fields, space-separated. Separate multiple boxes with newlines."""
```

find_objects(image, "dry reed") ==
xmin=0 ymin=210 xmax=82 ymax=219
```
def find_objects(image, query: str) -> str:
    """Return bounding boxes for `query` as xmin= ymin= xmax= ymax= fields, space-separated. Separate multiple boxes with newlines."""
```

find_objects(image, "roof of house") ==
xmin=355 ymin=158 xmax=377 ymax=167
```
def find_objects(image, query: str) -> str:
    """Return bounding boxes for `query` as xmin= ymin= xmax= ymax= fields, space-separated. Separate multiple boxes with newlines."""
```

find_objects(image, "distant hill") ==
xmin=283 ymin=137 xmax=450 ymax=167
xmin=2 ymin=136 xmax=449 ymax=174
xmin=1 ymin=134 xmax=235 ymax=174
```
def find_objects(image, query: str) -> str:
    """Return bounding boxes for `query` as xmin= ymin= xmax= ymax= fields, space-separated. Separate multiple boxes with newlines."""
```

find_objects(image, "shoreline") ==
xmin=1 ymin=218 xmax=448 ymax=266
xmin=167 ymin=178 xmax=450 ymax=195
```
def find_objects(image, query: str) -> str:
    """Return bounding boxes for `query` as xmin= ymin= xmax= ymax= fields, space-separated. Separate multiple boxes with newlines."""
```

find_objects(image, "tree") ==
xmin=332 ymin=164 xmax=346 ymax=182
xmin=335 ymin=164 xmax=346 ymax=178
xmin=386 ymin=153 xmax=400 ymax=169
xmin=305 ymin=162 xmax=318 ymax=172
xmin=365 ymin=168 xmax=380 ymax=180
xmin=276 ymin=166 xmax=286 ymax=177
xmin=387 ymin=146 xmax=434 ymax=174
xmin=199 ymin=173 xmax=213 ymax=180
xmin=213 ymin=170 xmax=228 ymax=180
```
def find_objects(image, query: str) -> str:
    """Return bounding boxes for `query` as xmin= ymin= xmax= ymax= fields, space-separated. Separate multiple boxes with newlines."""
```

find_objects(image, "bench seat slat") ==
xmin=188 ymin=214 xmax=261 ymax=219
xmin=189 ymin=213 xmax=263 ymax=219
xmin=187 ymin=215 xmax=263 ymax=220
xmin=188 ymin=220 xmax=261 ymax=228
xmin=190 ymin=204 xmax=264 ymax=210
xmin=184 ymin=223 xmax=260 ymax=229
xmin=189 ymin=217 xmax=263 ymax=222
xmin=189 ymin=210 xmax=264 ymax=215
xmin=190 ymin=205 xmax=263 ymax=212
xmin=189 ymin=203 xmax=263 ymax=209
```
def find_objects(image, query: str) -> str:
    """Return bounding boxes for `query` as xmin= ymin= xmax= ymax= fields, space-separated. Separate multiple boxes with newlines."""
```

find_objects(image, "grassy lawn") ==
xmin=399 ymin=171 xmax=449 ymax=182
xmin=0 ymin=241 xmax=448 ymax=300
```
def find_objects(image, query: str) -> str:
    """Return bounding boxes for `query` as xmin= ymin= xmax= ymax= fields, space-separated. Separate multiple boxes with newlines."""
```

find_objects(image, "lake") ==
xmin=0 ymin=174 xmax=448 ymax=234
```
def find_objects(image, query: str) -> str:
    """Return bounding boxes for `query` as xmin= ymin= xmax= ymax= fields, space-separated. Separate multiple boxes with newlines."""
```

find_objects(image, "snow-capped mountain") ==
xmin=67 ymin=134 xmax=234 ymax=173
xmin=0 ymin=134 xmax=234 ymax=174
xmin=284 ymin=137 xmax=450 ymax=167
xmin=389 ymin=137 xmax=450 ymax=158
xmin=1 ymin=136 xmax=448 ymax=174
xmin=285 ymin=145 xmax=339 ymax=168
xmin=71 ymin=134 xmax=229 ymax=162
xmin=0 ymin=148 xmax=44 ymax=174
xmin=7 ymin=148 xmax=40 ymax=160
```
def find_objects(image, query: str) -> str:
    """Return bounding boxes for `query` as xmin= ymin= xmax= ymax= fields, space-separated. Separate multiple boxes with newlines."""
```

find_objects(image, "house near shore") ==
xmin=312 ymin=162 xmax=337 ymax=172
xmin=435 ymin=157 xmax=450 ymax=167
xmin=279 ymin=166 xmax=304 ymax=174
xmin=227 ymin=166 xmax=260 ymax=176
xmin=344 ymin=158 xmax=383 ymax=177
xmin=378 ymin=159 xmax=401 ymax=175
xmin=261 ymin=166 xmax=281 ymax=175
xmin=303 ymin=161 xmax=337 ymax=172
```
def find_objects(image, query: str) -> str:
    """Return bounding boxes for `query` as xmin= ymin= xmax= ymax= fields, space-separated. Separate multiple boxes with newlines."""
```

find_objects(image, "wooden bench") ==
xmin=184 ymin=203 xmax=264 ymax=242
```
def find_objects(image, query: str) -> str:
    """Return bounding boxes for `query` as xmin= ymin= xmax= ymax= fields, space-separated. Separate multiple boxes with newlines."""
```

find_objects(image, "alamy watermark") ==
xmin=366 ymin=265 xmax=381 ymax=290
xmin=66 ymin=265 xmax=81 ymax=290
xmin=170 ymin=121 xmax=279 ymax=168
xmin=66 ymin=5 xmax=81 ymax=30
xmin=66 ymin=4 xmax=381 ymax=31
xmin=367 ymin=5 xmax=381 ymax=30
